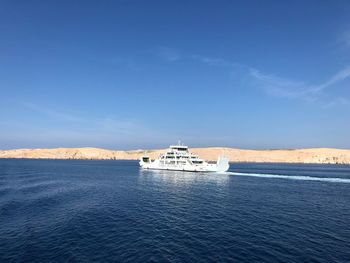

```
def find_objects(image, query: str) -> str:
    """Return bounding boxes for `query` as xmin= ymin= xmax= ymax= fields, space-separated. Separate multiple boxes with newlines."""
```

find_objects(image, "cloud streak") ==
xmin=153 ymin=47 xmax=349 ymax=106
xmin=17 ymin=102 xmax=179 ymax=148
xmin=191 ymin=55 xmax=237 ymax=67
xmin=338 ymin=28 xmax=350 ymax=48
xmin=155 ymin=47 xmax=181 ymax=62
xmin=188 ymin=54 xmax=350 ymax=106
xmin=313 ymin=66 xmax=350 ymax=92
xmin=23 ymin=103 xmax=83 ymax=122
xmin=249 ymin=67 xmax=350 ymax=105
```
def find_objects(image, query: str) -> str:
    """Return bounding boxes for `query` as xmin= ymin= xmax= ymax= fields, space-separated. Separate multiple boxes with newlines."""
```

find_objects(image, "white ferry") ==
xmin=139 ymin=143 xmax=229 ymax=172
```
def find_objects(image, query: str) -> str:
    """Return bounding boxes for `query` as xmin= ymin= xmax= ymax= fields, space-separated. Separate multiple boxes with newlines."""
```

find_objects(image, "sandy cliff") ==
xmin=1 ymin=147 xmax=350 ymax=164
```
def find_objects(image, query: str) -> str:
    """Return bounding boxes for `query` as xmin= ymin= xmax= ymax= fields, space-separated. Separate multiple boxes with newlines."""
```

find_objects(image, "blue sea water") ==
xmin=0 ymin=159 xmax=350 ymax=262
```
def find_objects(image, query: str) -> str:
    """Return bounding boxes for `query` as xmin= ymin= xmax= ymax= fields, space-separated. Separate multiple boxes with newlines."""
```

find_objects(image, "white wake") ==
xmin=226 ymin=172 xmax=350 ymax=184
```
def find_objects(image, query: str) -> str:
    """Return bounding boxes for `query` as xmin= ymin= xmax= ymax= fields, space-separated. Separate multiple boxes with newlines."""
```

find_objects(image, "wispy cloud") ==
xmin=100 ymin=117 xmax=141 ymax=134
xmin=323 ymin=97 xmax=350 ymax=108
xmin=108 ymin=56 xmax=140 ymax=71
xmin=248 ymin=68 xmax=313 ymax=99
xmin=23 ymin=103 xmax=83 ymax=122
xmin=17 ymin=102 xmax=179 ymax=148
xmin=23 ymin=103 xmax=148 ymax=135
xmin=338 ymin=28 xmax=350 ymax=48
xmin=155 ymin=47 xmax=181 ymax=62
xmin=191 ymin=55 xmax=237 ymax=67
xmin=313 ymin=66 xmax=350 ymax=92
xmin=249 ymin=67 xmax=350 ymax=105
xmin=188 ymin=54 xmax=350 ymax=107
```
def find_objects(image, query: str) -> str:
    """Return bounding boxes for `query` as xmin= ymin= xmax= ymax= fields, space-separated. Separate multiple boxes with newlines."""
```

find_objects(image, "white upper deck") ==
xmin=169 ymin=141 xmax=188 ymax=151
xmin=169 ymin=145 xmax=188 ymax=151
xmin=162 ymin=144 xmax=201 ymax=161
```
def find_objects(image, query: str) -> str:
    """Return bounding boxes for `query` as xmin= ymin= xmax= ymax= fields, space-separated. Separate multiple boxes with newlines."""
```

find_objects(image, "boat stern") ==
xmin=216 ymin=155 xmax=230 ymax=172
xmin=139 ymin=156 xmax=151 ymax=167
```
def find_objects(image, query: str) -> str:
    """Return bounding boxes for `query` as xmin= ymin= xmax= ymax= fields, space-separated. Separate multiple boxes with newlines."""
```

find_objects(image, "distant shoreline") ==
xmin=1 ymin=147 xmax=350 ymax=165
xmin=1 ymin=158 xmax=350 ymax=166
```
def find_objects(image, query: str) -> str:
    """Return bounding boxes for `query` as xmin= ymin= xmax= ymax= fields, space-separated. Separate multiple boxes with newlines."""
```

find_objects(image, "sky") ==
xmin=1 ymin=0 xmax=350 ymax=150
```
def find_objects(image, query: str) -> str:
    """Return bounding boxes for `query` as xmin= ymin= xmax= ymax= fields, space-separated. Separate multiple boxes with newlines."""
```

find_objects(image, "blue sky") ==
xmin=1 ymin=0 xmax=350 ymax=150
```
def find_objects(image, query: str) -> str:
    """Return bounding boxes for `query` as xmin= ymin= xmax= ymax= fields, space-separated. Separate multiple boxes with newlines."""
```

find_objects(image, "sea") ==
xmin=0 ymin=159 xmax=349 ymax=262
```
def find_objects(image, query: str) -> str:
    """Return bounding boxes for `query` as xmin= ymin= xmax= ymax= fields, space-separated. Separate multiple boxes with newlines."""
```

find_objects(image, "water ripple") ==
xmin=0 ymin=160 xmax=349 ymax=262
